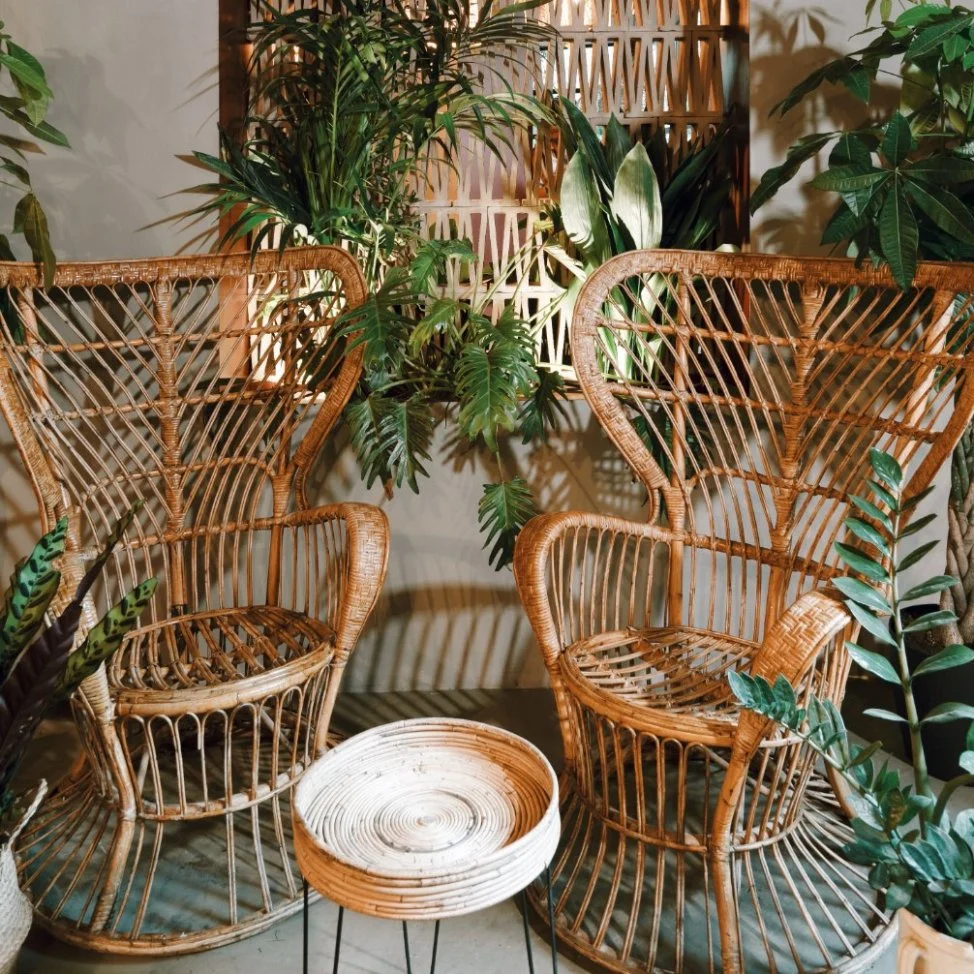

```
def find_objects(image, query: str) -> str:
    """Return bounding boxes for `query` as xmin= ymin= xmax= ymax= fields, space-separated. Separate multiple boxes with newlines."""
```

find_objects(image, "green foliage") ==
xmin=478 ymin=478 xmax=539 ymax=570
xmin=0 ymin=23 xmax=66 ymax=287
xmin=0 ymin=510 xmax=153 ymax=833
xmin=730 ymin=449 xmax=974 ymax=942
xmin=753 ymin=3 xmax=974 ymax=287
xmin=186 ymin=1 xmax=564 ymax=569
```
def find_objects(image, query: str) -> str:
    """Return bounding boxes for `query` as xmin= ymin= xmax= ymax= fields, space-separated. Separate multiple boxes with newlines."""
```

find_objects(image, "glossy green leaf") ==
xmin=906 ymin=14 xmax=974 ymax=61
xmin=922 ymin=702 xmax=974 ymax=724
xmin=908 ymin=155 xmax=974 ymax=184
xmin=609 ymin=142 xmax=663 ymax=250
xmin=844 ymin=516 xmax=889 ymax=552
xmin=834 ymin=542 xmax=890 ymax=581
xmin=870 ymin=449 xmax=904 ymax=490
xmin=901 ymin=576 xmax=957 ymax=602
xmin=478 ymin=477 xmax=539 ymax=570
xmin=560 ymin=152 xmax=609 ymax=265
xmin=906 ymin=180 xmax=974 ymax=244
xmin=863 ymin=707 xmax=908 ymax=723
xmin=833 ymin=576 xmax=893 ymax=613
xmin=850 ymin=495 xmax=893 ymax=532
xmin=13 ymin=192 xmax=55 ymax=287
xmin=898 ymin=540 xmax=940 ymax=573
xmin=845 ymin=600 xmax=897 ymax=646
xmin=810 ymin=166 xmax=888 ymax=194
xmin=913 ymin=644 xmax=974 ymax=676
xmin=903 ymin=609 xmax=958 ymax=633
xmin=879 ymin=184 xmax=919 ymax=288
xmin=881 ymin=112 xmax=916 ymax=166
xmin=846 ymin=642 xmax=901 ymax=683
xmin=604 ymin=114 xmax=632 ymax=178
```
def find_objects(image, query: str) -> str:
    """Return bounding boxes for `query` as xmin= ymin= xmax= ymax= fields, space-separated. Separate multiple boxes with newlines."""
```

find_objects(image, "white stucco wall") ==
xmin=0 ymin=0 xmax=951 ymax=689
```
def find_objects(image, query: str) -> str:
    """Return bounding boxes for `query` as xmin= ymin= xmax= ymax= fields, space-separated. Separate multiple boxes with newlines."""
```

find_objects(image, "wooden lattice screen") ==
xmin=218 ymin=0 xmax=749 ymax=375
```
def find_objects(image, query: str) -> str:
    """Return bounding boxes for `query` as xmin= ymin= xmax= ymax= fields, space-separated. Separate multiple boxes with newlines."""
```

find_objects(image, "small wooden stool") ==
xmin=293 ymin=717 xmax=561 ymax=973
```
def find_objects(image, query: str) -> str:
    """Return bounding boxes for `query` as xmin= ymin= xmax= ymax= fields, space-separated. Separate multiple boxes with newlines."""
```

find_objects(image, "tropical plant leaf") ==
xmin=13 ymin=191 xmax=55 ymax=287
xmin=59 ymin=578 xmax=158 ymax=694
xmin=879 ymin=183 xmax=919 ymax=288
xmin=347 ymin=393 xmax=395 ymax=489
xmin=609 ymin=142 xmax=663 ymax=250
xmin=833 ymin=576 xmax=893 ymax=614
xmin=846 ymin=641 xmax=900 ymax=683
xmin=881 ymin=112 xmax=916 ymax=166
xmin=478 ymin=477 xmax=539 ymax=570
xmin=378 ymin=395 xmax=435 ymax=493
xmin=518 ymin=367 xmax=567 ymax=444
xmin=870 ymin=448 xmax=904 ymax=490
xmin=604 ymin=114 xmax=632 ymax=178
xmin=560 ymin=152 xmax=609 ymax=266
xmin=0 ymin=517 xmax=68 ymax=682
xmin=913 ymin=645 xmax=974 ymax=677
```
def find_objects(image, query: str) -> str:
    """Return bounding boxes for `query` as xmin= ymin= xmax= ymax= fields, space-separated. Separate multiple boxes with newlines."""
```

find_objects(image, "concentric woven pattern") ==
xmin=293 ymin=718 xmax=559 ymax=919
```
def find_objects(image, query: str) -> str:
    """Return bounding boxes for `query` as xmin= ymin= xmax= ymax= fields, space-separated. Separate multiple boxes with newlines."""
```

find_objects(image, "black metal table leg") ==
xmin=303 ymin=880 xmax=309 ymax=974
xmin=403 ymin=921 xmax=414 ymax=974
xmin=545 ymin=866 xmax=559 ymax=974
xmin=520 ymin=888 xmax=537 ymax=974
xmin=333 ymin=906 xmax=345 ymax=974
xmin=429 ymin=920 xmax=440 ymax=974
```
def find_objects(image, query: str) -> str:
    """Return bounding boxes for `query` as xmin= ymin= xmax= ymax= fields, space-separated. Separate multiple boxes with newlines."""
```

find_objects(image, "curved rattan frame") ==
xmin=515 ymin=249 xmax=974 ymax=973
xmin=0 ymin=247 xmax=390 ymax=954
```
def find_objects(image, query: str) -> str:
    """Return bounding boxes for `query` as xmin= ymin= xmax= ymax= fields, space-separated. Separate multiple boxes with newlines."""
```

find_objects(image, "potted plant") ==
xmin=730 ymin=449 xmax=974 ymax=971
xmin=0 ymin=510 xmax=154 ymax=973
xmin=751 ymin=0 xmax=974 ymax=775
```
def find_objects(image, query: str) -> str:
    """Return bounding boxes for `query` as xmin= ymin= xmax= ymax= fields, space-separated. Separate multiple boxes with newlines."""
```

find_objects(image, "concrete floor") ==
xmin=12 ymin=689 xmax=904 ymax=974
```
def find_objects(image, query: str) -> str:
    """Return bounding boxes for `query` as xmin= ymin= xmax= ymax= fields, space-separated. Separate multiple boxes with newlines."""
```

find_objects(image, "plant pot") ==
xmin=0 ymin=783 xmax=46 ymax=974
xmin=899 ymin=605 xmax=974 ymax=783
xmin=897 ymin=908 xmax=974 ymax=973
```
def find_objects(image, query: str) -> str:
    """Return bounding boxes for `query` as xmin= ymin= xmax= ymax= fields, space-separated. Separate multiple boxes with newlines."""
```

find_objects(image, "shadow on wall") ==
xmin=750 ymin=1 xmax=899 ymax=254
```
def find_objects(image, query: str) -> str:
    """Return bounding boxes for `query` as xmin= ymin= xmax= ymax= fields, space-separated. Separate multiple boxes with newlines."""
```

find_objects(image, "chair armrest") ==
xmin=513 ymin=510 xmax=677 ymax=668
xmin=282 ymin=502 xmax=390 ymax=660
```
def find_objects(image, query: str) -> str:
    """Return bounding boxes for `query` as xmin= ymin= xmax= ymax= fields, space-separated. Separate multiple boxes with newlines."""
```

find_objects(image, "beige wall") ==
xmin=0 ymin=0 xmax=951 ymax=689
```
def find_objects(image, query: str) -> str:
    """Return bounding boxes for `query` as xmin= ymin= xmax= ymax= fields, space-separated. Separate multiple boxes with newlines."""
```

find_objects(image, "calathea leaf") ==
xmin=0 ymin=516 xmax=68 ymax=682
xmin=609 ymin=142 xmax=663 ymax=250
xmin=478 ymin=478 xmax=539 ymax=570
xmin=59 ymin=577 xmax=158 ymax=694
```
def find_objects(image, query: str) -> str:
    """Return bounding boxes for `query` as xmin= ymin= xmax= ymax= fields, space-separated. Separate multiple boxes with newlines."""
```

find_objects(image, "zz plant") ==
xmin=730 ymin=449 xmax=974 ymax=942
xmin=0 ymin=509 xmax=156 ymax=834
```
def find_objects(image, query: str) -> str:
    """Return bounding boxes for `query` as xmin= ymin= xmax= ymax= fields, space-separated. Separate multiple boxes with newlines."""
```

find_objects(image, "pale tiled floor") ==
xmin=14 ymin=689 xmax=902 ymax=974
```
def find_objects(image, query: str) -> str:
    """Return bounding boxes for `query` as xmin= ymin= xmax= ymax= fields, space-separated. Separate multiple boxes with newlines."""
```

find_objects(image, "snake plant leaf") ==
xmin=59 ymin=577 xmax=158 ymax=695
xmin=610 ymin=142 xmax=663 ymax=251
xmin=478 ymin=477 xmax=539 ymax=571
xmin=0 ymin=516 xmax=68 ymax=682
xmin=560 ymin=152 xmax=609 ymax=266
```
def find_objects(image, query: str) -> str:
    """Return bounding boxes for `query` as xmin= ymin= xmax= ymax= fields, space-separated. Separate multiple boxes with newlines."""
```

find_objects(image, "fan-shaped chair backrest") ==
xmin=572 ymin=250 xmax=974 ymax=640
xmin=0 ymin=247 xmax=365 ymax=621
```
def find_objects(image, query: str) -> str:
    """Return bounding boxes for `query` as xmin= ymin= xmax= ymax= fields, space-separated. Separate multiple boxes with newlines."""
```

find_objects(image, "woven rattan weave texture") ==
xmin=294 ymin=717 xmax=560 ymax=921
xmin=0 ymin=247 xmax=390 ymax=954
xmin=514 ymin=249 xmax=974 ymax=973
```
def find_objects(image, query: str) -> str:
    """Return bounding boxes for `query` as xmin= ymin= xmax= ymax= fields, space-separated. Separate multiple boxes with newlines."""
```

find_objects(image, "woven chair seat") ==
xmin=559 ymin=627 xmax=757 ymax=745
xmin=293 ymin=717 xmax=560 ymax=920
xmin=107 ymin=605 xmax=335 ymax=694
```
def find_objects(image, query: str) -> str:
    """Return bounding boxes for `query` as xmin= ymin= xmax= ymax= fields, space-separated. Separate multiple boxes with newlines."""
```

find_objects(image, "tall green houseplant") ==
xmin=753 ymin=1 xmax=974 ymax=756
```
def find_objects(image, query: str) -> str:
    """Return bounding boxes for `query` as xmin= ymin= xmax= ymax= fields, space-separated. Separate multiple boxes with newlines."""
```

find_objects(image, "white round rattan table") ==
xmin=293 ymin=717 xmax=561 ymax=973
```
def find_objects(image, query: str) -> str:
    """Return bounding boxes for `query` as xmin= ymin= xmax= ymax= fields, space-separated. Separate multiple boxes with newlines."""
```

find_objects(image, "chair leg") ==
xmin=429 ymin=920 xmax=440 ymax=974
xmin=302 ymin=880 xmax=309 ymax=974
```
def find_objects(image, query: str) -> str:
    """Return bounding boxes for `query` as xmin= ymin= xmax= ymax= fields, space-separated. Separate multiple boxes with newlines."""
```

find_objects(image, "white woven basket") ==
xmin=293 ymin=718 xmax=559 ymax=920
xmin=1 ymin=782 xmax=47 ymax=974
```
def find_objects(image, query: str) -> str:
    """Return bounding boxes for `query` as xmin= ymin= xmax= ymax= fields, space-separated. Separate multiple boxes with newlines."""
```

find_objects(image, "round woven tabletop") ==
xmin=293 ymin=717 xmax=560 ymax=920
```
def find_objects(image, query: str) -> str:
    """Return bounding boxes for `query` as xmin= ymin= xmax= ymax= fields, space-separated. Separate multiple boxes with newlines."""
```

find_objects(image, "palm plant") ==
xmin=0 ymin=21 xmax=67 ymax=287
xmin=0 ymin=509 xmax=155 ymax=833
xmin=186 ymin=0 xmax=563 ymax=568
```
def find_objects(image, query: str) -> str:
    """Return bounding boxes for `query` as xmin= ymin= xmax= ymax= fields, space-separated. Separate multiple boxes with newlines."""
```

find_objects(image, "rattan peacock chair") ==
xmin=0 ymin=246 xmax=389 ymax=954
xmin=514 ymin=249 xmax=974 ymax=973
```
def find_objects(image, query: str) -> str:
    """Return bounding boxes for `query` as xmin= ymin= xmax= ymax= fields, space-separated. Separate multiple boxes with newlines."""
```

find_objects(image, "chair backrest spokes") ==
xmin=572 ymin=250 xmax=974 ymax=639
xmin=0 ymin=248 xmax=365 ymax=620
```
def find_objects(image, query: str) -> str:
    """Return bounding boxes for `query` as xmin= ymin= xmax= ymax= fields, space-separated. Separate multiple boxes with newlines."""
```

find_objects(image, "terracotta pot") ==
xmin=0 ymin=783 xmax=47 ymax=974
xmin=898 ymin=908 xmax=974 ymax=973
